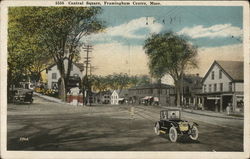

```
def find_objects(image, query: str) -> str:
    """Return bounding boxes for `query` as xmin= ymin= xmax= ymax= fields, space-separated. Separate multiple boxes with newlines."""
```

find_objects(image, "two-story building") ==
xmin=201 ymin=60 xmax=243 ymax=112
xmin=182 ymin=74 xmax=203 ymax=109
xmin=46 ymin=58 xmax=84 ymax=89
xmin=94 ymin=90 xmax=112 ymax=104
xmin=128 ymin=83 xmax=176 ymax=106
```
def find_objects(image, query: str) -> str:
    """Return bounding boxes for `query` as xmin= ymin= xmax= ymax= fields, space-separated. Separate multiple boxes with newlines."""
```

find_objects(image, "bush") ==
xmin=35 ymin=87 xmax=59 ymax=98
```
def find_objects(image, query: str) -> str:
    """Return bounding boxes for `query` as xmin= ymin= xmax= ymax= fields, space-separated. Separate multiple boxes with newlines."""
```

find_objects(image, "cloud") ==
xmin=86 ymin=17 xmax=164 ymax=43
xmin=188 ymin=44 xmax=243 ymax=76
xmin=80 ymin=42 xmax=149 ymax=76
xmin=178 ymin=24 xmax=242 ymax=39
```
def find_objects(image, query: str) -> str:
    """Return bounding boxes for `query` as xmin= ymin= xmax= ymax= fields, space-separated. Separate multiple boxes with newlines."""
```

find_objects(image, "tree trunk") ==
xmin=59 ymin=77 xmax=67 ymax=101
xmin=175 ymin=80 xmax=181 ymax=107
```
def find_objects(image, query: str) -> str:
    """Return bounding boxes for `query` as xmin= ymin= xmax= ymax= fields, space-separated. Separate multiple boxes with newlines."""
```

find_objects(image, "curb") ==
xmin=159 ymin=105 xmax=243 ymax=120
xmin=182 ymin=109 xmax=244 ymax=120
xmin=34 ymin=92 xmax=70 ymax=105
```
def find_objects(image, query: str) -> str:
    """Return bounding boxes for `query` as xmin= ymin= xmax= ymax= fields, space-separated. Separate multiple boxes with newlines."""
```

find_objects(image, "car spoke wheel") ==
xmin=189 ymin=125 xmax=199 ymax=140
xmin=154 ymin=122 xmax=160 ymax=135
xmin=169 ymin=127 xmax=178 ymax=142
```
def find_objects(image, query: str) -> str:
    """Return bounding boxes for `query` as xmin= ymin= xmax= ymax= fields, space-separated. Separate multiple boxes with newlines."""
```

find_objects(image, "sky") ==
xmin=81 ymin=6 xmax=243 ymax=84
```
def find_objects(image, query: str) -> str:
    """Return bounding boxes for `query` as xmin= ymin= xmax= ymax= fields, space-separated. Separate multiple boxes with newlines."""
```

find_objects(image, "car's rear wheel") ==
xmin=154 ymin=122 xmax=160 ymax=135
xmin=189 ymin=125 xmax=199 ymax=140
xmin=169 ymin=127 xmax=178 ymax=142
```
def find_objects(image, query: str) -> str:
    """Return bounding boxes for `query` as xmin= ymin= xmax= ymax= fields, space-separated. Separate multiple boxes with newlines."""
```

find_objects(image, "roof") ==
xmin=46 ymin=58 xmax=84 ymax=72
xmin=113 ymin=89 xmax=129 ymax=97
xmin=203 ymin=60 xmax=243 ymax=82
xmin=216 ymin=61 xmax=243 ymax=81
xmin=129 ymin=83 xmax=174 ymax=90
xmin=75 ymin=63 xmax=84 ymax=71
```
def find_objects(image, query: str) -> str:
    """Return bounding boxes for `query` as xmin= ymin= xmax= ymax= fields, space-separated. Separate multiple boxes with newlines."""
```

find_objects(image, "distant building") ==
xmin=182 ymin=74 xmax=203 ymax=109
xmin=111 ymin=89 xmax=129 ymax=105
xmin=201 ymin=60 xmax=243 ymax=112
xmin=45 ymin=58 xmax=84 ymax=89
xmin=95 ymin=90 xmax=112 ymax=104
xmin=128 ymin=83 xmax=175 ymax=106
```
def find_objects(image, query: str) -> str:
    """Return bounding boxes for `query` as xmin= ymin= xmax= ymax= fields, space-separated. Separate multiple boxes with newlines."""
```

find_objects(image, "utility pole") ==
xmin=82 ymin=44 xmax=93 ymax=106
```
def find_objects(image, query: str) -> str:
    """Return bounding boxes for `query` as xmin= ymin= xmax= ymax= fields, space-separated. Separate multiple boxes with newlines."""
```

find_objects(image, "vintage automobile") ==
xmin=154 ymin=109 xmax=199 ymax=142
xmin=12 ymin=88 xmax=33 ymax=104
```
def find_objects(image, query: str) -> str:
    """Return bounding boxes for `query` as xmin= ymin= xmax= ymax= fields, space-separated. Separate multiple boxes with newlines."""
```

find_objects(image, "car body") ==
xmin=154 ymin=109 xmax=199 ymax=142
xmin=12 ymin=88 xmax=33 ymax=104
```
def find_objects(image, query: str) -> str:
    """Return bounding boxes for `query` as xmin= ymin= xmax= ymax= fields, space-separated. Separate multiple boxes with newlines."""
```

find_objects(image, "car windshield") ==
xmin=168 ymin=110 xmax=180 ymax=119
xmin=160 ymin=110 xmax=180 ymax=120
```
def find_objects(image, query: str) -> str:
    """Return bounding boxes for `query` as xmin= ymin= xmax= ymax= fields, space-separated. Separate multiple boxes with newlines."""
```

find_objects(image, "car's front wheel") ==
xmin=189 ymin=125 xmax=199 ymax=140
xmin=154 ymin=122 xmax=160 ymax=136
xmin=169 ymin=127 xmax=178 ymax=142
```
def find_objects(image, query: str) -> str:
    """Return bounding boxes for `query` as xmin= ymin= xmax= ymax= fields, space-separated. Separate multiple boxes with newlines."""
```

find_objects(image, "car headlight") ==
xmin=179 ymin=122 xmax=189 ymax=131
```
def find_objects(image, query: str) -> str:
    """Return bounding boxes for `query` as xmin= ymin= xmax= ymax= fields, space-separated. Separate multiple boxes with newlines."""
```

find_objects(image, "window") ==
xmin=209 ymin=84 xmax=212 ymax=92
xmin=165 ymin=89 xmax=169 ymax=95
xmin=52 ymin=73 xmax=57 ymax=79
xmin=204 ymin=85 xmax=207 ymax=92
xmin=74 ymin=74 xmax=79 ymax=77
xmin=157 ymin=89 xmax=162 ymax=94
xmin=214 ymin=84 xmax=217 ymax=92
xmin=219 ymin=70 xmax=222 ymax=79
xmin=52 ymin=82 xmax=58 ymax=89
xmin=211 ymin=71 xmax=214 ymax=80
xmin=150 ymin=89 xmax=153 ymax=94
xmin=229 ymin=82 xmax=232 ymax=91
xmin=220 ymin=83 xmax=223 ymax=92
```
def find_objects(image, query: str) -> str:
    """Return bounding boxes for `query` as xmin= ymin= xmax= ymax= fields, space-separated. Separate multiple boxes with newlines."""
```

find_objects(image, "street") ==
xmin=7 ymin=96 xmax=243 ymax=151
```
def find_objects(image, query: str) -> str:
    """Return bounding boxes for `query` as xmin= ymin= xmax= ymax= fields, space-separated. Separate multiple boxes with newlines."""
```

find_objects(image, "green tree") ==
xmin=8 ymin=8 xmax=51 ymax=92
xmin=9 ymin=7 xmax=105 ymax=101
xmin=144 ymin=31 xmax=198 ymax=106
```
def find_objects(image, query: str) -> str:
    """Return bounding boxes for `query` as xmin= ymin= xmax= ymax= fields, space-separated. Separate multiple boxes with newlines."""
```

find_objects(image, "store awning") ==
xmin=207 ymin=97 xmax=220 ymax=100
xmin=118 ymin=98 xmax=124 ymax=101
xmin=154 ymin=97 xmax=159 ymax=102
xmin=142 ymin=96 xmax=152 ymax=100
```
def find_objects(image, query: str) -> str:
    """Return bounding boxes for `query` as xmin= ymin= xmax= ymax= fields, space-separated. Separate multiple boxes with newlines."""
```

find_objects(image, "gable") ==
xmin=202 ymin=61 xmax=235 ymax=83
xmin=46 ymin=58 xmax=84 ymax=73
xmin=111 ymin=90 xmax=118 ymax=96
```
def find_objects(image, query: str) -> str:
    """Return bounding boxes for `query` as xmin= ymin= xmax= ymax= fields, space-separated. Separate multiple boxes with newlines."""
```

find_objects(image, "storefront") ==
xmin=201 ymin=92 xmax=243 ymax=113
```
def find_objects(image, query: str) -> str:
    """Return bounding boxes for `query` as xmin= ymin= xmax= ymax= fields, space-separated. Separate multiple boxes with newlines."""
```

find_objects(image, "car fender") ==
xmin=189 ymin=122 xmax=199 ymax=128
xmin=170 ymin=122 xmax=178 ymax=128
xmin=155 ymin=121 xmax=162 ymax=127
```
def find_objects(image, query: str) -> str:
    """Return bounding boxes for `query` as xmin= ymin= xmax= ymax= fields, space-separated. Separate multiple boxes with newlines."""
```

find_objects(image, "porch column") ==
xmin=220 ymin=95 xmax=223 ymax=112
xmin=232 ymin=94 xmax=236 ymax=112
xmin=201 ymin=97 xmax=205 ymax=110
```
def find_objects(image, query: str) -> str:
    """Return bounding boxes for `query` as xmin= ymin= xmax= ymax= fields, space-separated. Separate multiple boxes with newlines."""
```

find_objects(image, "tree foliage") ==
xmin=8 ymin=7 xmax=51 ymax=87
xmin=144 ymin=31 xmax=198 ymax=106
xmin=8 ymin=7 xmax=105 ymax=101
xmin=90 ymin=74 xmax=151 ymax=92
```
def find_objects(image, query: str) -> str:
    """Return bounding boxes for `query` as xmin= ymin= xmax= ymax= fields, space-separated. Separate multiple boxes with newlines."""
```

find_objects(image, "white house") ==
xmin=111 ymin=90 xmax=119 ymax=105
xmin=201 ymin=60 xmax=243 ymax=112
xmin=111 ymin=89 xmax=128 ymax=105
xmin=46 ymin=58 xmax=84 ymax=89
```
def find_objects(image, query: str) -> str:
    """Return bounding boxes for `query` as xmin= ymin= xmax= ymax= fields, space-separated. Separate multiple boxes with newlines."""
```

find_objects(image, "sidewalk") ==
xmin=34 ymin=92 xmax=70 ymax=105
xmin=160 ymin=105 xmax=244 ymax=120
